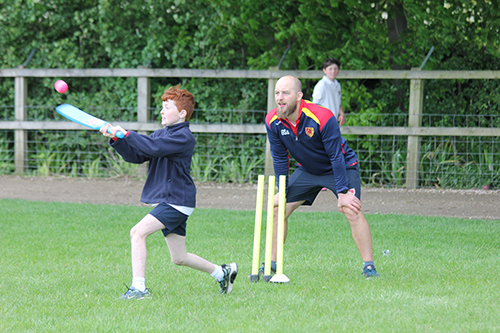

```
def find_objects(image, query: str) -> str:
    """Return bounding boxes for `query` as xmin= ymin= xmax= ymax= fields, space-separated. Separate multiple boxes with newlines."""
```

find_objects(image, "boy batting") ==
xmin=100 ymin=86 xmax=237 ymax=299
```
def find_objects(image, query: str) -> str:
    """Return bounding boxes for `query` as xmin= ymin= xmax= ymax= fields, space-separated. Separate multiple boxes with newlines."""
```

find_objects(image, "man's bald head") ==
xmin=274 ymin=76 xmax=303 ymax=120
xmin=276 ymin=75 xmax=302 ymax=94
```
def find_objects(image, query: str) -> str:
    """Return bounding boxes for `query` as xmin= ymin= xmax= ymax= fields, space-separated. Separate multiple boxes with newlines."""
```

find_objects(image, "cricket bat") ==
xmin=56 ymin=104 xmax=125 ymax=138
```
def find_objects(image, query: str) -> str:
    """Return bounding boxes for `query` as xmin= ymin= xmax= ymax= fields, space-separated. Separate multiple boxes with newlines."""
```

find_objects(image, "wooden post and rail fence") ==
xmin=1 ymin=67 xmax=500 ymax=188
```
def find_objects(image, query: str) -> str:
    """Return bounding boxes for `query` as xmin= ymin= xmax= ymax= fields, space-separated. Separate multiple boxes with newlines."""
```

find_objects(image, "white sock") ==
xmin=210 ymin=266 xmax=224 ymax=281
xmin=131 ymin=277 xmax=146 ymax=292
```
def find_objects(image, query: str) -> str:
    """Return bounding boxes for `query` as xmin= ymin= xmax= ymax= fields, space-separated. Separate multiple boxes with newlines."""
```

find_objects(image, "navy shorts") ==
xmin=286 ymin=164 xmax=361 ymax=206
xmin=149 ymin=203 xmax=188 ymax=237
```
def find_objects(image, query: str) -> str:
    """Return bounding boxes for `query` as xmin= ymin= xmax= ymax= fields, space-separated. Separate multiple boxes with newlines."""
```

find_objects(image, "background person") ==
xmin=312 ymin=57 xmax=346 ymax=126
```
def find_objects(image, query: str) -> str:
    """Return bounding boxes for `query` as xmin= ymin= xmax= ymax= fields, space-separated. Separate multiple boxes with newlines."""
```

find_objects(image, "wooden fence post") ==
xmin=406 ymin=68 xmax=424 ymax=188
xmin=14 ymin=66 xmax=27 ymax=174
xmin=137 ymin=66 xmax=151 ymax=178
xmin=265 ymin=67 xmax=278 ymax=177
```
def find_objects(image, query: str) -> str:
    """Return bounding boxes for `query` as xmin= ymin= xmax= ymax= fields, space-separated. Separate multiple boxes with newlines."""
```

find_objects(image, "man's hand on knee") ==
xmin=338 ymin=188 xmax=361 ymax=213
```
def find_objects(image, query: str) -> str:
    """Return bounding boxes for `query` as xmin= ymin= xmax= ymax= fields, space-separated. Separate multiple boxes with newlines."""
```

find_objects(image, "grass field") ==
xmin=1 ymin=199 xmax=499 ymax=332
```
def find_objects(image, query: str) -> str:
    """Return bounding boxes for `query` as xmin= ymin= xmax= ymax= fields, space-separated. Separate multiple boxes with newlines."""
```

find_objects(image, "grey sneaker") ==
xmin=119 ymin=286 xmax=151 ymax=300
xmin=219 ymin=263 xmax=238 ymax=294
xmin=362 ymin=265 xmax=380 ymax=278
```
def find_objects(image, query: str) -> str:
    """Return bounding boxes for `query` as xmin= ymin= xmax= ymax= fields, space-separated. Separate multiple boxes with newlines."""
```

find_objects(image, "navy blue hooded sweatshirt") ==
xmin=109 ymin=122 xmax=196 ymax=207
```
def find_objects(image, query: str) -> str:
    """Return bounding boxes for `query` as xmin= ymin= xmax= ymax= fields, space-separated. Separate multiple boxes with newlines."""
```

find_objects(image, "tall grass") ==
xmin=0 ymin=134 xmax=14 ymax=173
xmin=1 ymin=199 xmax=499 ymax=332
xmin=419 ymin=137 xmax=500 ymax=188
xmin=1 ymin=126 xmax=498 ymax=187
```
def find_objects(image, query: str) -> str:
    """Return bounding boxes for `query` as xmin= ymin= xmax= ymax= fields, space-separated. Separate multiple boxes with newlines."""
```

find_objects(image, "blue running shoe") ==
xmin=362 ymin=265 xmax=380 ymax=278
xmin=258 ymin=262 xmax=276 ymax=277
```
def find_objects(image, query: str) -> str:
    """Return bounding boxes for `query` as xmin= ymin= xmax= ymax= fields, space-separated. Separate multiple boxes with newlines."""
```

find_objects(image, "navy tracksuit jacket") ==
xmin=265 ymin=99 xmax=358 ymax=194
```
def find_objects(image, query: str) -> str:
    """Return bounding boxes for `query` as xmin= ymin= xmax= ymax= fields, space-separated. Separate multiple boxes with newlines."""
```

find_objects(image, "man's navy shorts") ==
xmin=286 ymin=164 xmax=361 ymax=206
xmin=149 ymin=203 xmax=188 ymax=237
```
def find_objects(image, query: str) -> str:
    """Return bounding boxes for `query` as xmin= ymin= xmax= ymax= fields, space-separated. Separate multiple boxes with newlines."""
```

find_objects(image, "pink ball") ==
xmin=54 ymin=80 xmax=68 ymax=94
xmin=483 ymin=184 xmax=490 ymax=190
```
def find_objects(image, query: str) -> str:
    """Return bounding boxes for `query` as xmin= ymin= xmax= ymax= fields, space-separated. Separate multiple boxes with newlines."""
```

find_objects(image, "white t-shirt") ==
xmin=151 ymin=203 xmax=194 ymax=216
xmin=312 ymin=76 xmax=342 ymax=118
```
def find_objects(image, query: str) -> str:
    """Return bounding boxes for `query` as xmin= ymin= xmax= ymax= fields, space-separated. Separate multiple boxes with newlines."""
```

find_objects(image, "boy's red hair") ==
xmin=161 ymin=85 xmax=195 ymax=121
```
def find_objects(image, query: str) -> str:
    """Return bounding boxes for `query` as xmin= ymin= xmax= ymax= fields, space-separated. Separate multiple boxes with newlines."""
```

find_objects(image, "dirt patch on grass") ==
xmin=1 ymin=175 xmax=498 ymax=220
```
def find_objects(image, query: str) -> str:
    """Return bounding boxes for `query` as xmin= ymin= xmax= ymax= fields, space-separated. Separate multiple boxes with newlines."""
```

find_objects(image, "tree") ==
xmin=1 ymin=0 xmax=499 ymax=112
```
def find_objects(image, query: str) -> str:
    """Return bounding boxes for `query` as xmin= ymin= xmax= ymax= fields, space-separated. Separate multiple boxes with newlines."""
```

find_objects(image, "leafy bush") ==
xmin=1 ymin=1 xmax=500 ymax=187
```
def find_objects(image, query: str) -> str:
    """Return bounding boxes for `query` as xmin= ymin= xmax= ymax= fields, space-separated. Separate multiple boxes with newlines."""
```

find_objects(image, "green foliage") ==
xmin=191 ymin=153 xmax=218 ymax=182
xmin=0 ymin=134 xmax=14 ymax=173
xmin=180 ymin=78 xmax=267 ymax=122
xmin=192 ymin=133 xmax=266 ymax=183
xmin=419 ymin=137 xmax=500 ymax=188
xmin=0 ymin=79 xmax=14 ymax=118
xmin=1 ymin=1 xmax=500 ymax=187
xmin=25 ymin=130 xmax=139 ymax=178
xmin=370 ymin=148 xmax=406 ymax=186
xmin=4 ymin=1 xmax=499 ymax=72
xmin=220 ymin=154 xmax=265 ymax=183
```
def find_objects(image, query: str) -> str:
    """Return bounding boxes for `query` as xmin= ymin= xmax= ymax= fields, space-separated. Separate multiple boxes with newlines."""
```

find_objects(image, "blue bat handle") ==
xmin=106 ymin=127 xmax=125 ymax=139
